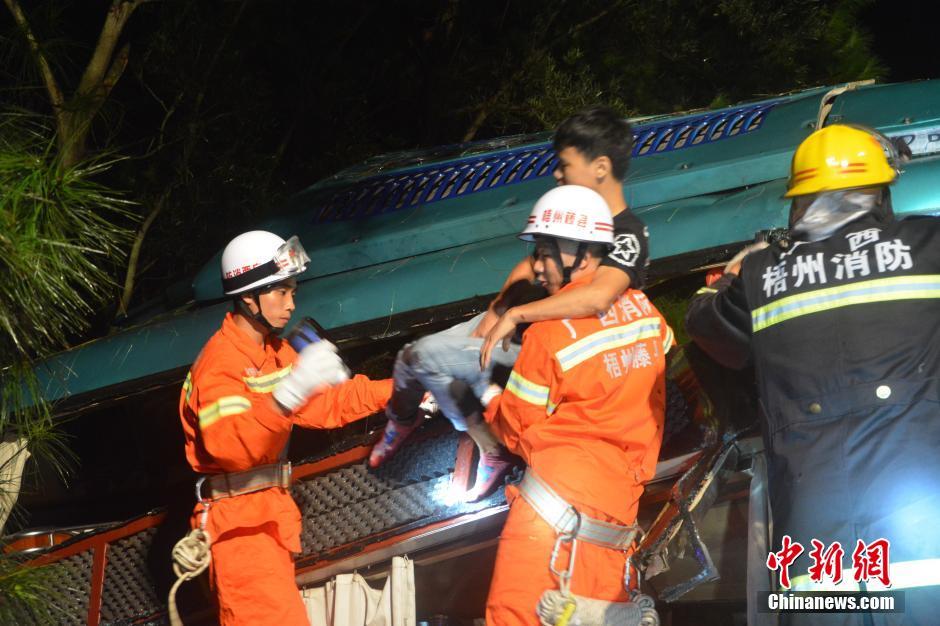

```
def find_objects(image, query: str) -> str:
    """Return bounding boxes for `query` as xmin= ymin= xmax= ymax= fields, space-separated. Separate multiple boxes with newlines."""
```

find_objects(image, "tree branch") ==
xmin=75 ymin=0 xmax=140 ymax=97
xmin=2 ymin=0 xmax=66 ymax=121
xmin=59 ymin=1 xmax=145 ymax=168
xmin=463 ymin=94 xmax=500 ymax=142
xmin=568 ymin=0 xmax=627 ymax=37
xmin=99 ymin=42 xmax=131 ymax=100
xmin=116 ymin=0 xmax=241 ymax=314
xmin=137 ymin=82 xmax=184 ymax=160
xmin=118 ymin=191 xmax=168 ymax=315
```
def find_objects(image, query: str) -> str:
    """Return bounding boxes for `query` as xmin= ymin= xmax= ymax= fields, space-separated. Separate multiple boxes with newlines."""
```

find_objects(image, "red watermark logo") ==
xmin=767 ymin=536 xmax=891 ymax=589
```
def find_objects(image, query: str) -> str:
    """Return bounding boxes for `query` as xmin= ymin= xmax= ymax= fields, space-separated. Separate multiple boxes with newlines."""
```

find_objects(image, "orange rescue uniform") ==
xmin=179 ymin=313 xmax=392 ymax=626
xmin=483 ymin=281 xmax=672 ymax=626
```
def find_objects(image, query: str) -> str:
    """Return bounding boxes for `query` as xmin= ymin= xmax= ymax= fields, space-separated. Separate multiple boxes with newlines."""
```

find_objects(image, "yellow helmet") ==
xmin=785 ymin=124 xmax=897 ymax=198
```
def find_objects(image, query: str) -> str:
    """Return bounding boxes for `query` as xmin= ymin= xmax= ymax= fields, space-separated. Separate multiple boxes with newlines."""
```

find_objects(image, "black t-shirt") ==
xmin=601 ymin=209 xmax=650 ymax=289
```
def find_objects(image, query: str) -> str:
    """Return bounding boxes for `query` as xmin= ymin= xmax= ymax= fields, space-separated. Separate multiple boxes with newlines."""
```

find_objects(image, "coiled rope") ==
xmin=168 ymin=528 xmax=211 ymax=626
xmin=538 ymin=590 xmax=660 ymax=626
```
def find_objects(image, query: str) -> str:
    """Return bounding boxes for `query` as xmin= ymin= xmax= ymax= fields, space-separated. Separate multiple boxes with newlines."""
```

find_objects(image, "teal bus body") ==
xmin=34 ymin=80 xmax=940 ymax=406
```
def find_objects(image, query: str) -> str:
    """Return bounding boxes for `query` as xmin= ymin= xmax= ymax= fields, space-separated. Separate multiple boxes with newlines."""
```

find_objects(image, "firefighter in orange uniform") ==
xmin=179 ymin=231 xmax=392 ymax=625
xmin=480 ymin=186 xmax=672 ymax=626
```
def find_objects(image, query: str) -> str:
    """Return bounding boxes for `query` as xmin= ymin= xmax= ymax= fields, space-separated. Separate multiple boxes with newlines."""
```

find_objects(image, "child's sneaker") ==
xmin=368 ymin=419 xmax=418 ymax=468
xmin=464 ymin=448 xmax=516 ymax=502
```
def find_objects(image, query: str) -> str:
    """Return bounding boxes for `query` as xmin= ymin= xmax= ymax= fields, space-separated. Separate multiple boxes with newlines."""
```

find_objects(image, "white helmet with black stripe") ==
xmin=221 ymin=231 xmax=310 ymax=295
xmin=221 ymin=230 xmax=310 ymax=332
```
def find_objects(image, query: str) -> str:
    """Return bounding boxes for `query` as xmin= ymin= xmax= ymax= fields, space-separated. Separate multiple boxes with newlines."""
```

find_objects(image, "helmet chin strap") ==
xmin=546 ymin=238 xmax=588 ymax=286
xmin=237 ymin=291 xmax=285 ymax=335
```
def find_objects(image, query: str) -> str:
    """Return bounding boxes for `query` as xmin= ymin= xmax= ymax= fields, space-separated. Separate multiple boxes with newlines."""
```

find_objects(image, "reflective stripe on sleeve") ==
xmin=752 ymin=275 xmax=940 ymax=333
xmin=696 ymin=286 xmax=718 ymax=295
xmin=243 ymin=365 xmax=293 ymax=393
xmin=198 ymin=395 xmax=252 ymax=428
xmin=555 ymin=318 xmax=662 ymax=372
xmin=505 ymin=370 xmax=550 ymax=407
xmin=662 ymin=325 xmax=675 ymax=353
xmin=182 ymin=372 xmax=194 ymax=404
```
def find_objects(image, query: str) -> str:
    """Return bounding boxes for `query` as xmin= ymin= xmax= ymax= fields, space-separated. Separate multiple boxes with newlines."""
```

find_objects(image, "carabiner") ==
xmin=194 ymin=476 xmax=211 ymax=531
xmin=195 ymin=476 xmax=207 ymax=504
xmin=549 ymin=506 xmax=581 ymax=595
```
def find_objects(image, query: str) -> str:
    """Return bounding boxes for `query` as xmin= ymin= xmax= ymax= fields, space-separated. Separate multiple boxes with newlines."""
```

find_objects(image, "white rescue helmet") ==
xmin=519 ymin=185 xmax=614 ymax=246
xmin=221 ymin=231 xmax=310 ymax=295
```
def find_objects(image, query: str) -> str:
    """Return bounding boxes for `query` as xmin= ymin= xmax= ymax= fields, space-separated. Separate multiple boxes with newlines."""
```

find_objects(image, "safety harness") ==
xmin=197 ymin=461 xmax=292 ymax=500
xmin=168 ymin=462 xmax=293 ymax=625
xmin=518 ymin=469 xmax=660 ymax=626
xmin=520 ymin=470 xmax=639 ymax=550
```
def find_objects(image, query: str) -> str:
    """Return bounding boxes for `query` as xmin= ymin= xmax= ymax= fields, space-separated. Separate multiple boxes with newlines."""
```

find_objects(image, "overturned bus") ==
xmin=4 ymin=78 xmax=940 ymax=625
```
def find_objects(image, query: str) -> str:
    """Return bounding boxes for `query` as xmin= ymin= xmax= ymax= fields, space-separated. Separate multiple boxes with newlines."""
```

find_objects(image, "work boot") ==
xmin=464 ymin=447 xmax=516 ymax=502
xmin=368 ymin=419 xmax=418 ymax=468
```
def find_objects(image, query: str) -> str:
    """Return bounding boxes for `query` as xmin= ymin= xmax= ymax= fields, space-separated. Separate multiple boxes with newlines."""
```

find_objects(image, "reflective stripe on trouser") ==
xmin=486 ymin=495 xmax=629 ymax=626
xmin=211 ymin=521 xmax=309 ymax=626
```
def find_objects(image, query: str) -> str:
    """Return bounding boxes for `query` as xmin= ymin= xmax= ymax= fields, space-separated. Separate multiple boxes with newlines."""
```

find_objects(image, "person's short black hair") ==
xmin=553 ymin=106 xmax=634 ymax=181
xmin=550 ymin=238 xmax=610 ymax=259
xmin=584 ymin=242 xmax=610 ymax=259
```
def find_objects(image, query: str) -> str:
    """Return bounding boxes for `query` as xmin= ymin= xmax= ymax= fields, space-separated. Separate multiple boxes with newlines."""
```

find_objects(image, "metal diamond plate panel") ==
xmin=293 ymin=429 xmax=505 ymax=558
xmin=9 ymin=549 xmax=93 ymax=625
xmin=100 ymin=527 xmax=164 ymax=625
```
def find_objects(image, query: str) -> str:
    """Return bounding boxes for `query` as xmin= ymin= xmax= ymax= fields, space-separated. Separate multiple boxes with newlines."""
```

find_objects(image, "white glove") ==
xmin=724 ymin=241 xmax=769 ymax=275
xmin=478 ymin=383 xmax=503 ymax=409
xmin=418 ymin=392 xmax=438 ymax=415
xmin=273 ymin=341 xmax=350 ymax=412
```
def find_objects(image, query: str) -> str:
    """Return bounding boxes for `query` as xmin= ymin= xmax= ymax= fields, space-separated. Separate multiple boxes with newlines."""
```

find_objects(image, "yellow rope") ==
xmin=555 ymin=599 xmax=577 ymax=626
xmin=168 ymin=528 xmax=211 ymax=626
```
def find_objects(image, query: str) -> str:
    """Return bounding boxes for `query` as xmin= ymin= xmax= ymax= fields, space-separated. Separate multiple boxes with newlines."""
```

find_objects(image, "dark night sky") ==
xmin=862 ymin=2 xmax=938 ymax=81
xmin=2 ymin=0 xmax=937 ymax=307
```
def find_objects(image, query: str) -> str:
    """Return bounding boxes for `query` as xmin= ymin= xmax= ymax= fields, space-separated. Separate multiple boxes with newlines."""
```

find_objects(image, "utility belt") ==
xmin=518 ymin=468 xmax=639 ymax=550
xmin=196 ymin=462 xmax=292 ymax=503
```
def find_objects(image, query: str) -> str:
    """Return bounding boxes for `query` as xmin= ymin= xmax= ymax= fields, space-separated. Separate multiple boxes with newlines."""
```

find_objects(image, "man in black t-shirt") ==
xmin=371 ymin=107 xmax=650 ymax=500
xmin=479 ymin=107 xmax=649 ymax=364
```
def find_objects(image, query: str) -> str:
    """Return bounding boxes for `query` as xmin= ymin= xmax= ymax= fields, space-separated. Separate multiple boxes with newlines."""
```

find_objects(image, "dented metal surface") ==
xmin=637 ymin=436 xmax=743 ymax=602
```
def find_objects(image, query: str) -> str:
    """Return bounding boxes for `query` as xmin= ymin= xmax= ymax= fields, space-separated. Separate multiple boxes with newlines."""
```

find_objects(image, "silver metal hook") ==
xmin=549 ymin=506 xmax=582 ymax=596
xmin=195 ymin=476 xmax=207 ymax=504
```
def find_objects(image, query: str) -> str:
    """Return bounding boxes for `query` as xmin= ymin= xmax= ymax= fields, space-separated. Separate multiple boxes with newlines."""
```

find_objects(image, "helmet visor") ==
xmin=789 ymin=189 xmax=879 ymax=242
xmin=274 ymin=236 xmax=310 ymax=275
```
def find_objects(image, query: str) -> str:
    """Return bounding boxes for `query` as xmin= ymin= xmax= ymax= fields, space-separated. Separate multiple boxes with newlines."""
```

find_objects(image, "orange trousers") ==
xmin=486 ymin=496 xmax=631 ymax=626
xmin=211 ymin=522 xmax=309 ymax=626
